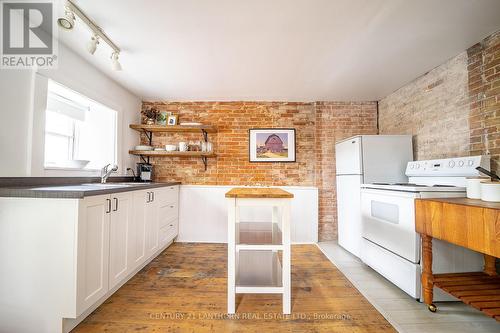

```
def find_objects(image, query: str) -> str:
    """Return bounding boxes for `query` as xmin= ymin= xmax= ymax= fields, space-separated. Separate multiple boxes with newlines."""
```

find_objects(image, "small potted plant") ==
xmin=143 ymin=107 xmax=159 ymax=125
xmin=156 ymin=111 xmax=168 ymax=126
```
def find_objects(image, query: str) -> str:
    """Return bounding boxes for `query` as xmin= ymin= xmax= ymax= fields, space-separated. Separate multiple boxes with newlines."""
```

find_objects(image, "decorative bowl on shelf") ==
xmin=134 ymin=145 xmax=154 ymax=151
xmin=165 ymin=144 xmax=177 ymax=152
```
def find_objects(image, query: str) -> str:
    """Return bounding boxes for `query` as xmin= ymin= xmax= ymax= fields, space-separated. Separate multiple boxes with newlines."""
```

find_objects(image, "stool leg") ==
xmin=227 ymin=198 xmax=236 ymax=314
xmin=282 ymin=201 xmax=291 ymax=314
xmin=484 ymin=254 xmax=497 ymax=276
xmin=421 ymin=235 xmax=436 ymax=312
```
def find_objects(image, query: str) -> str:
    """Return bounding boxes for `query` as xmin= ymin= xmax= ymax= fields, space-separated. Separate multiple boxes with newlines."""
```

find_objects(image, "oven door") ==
xmin=361 ymin=188 xmax=420 ymax=263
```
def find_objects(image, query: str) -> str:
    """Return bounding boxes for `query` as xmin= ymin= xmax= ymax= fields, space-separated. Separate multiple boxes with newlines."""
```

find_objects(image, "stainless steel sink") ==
xmin=81 ymin=183 xmax=134 ymax=188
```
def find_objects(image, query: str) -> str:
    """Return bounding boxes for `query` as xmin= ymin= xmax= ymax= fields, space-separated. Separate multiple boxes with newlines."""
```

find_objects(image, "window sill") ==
xmin=44 ymin=166 xmax=100 ymax=172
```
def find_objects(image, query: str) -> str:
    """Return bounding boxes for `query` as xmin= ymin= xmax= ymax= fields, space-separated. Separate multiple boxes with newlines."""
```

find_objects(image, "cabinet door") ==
xmin=156 ymin=186 xmax=180 ymax=247
xmin=76 ymin=195 xmax=111 ymax=315
xmin=145 ymin=190 xmax=159 ymax=257
xmin=108 ymin=192 xmax=134 ymax=290
xmin=131 ymin=190 xmax=149 ymax=267
xmin=159 ymin=219 xmax=178 ymax=247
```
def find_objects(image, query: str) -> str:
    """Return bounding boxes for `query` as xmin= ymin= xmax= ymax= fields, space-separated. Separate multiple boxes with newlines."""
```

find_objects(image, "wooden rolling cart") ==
xmin=225 ymin=188 xmax=293 ymax=314
xmin=416 ymin=198 xmax=500 ymax=321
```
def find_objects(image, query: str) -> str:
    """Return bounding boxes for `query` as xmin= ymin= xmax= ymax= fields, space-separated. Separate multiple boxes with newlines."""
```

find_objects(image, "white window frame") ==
xmin=43 ymin=80 xmax=118 ymax=172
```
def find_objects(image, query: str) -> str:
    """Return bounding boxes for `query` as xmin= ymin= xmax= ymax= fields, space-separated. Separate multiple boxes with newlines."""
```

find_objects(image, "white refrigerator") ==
xmin=335 ymin=135 xmax=413 ymax=257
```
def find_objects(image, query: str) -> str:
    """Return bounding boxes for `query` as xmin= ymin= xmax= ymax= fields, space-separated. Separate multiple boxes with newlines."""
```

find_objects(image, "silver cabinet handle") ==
xmin=151 ymin=191 xmax=155 ymax=202
xmin=106 ymin=199 xmax=111 ymax=213
xmin=113 ymin=198 xmax=118 ymax=211
xmin=146 ymin=192 xmax=151 ymax=203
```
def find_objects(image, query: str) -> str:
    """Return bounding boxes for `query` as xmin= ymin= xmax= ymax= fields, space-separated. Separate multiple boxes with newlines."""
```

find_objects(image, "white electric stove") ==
xmin=360 ymin=155 xmax=490 ymax=300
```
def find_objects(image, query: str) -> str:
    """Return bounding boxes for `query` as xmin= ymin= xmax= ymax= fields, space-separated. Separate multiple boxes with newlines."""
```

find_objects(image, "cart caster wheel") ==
xmin=428 ymin=304 xmax=437 ymax=313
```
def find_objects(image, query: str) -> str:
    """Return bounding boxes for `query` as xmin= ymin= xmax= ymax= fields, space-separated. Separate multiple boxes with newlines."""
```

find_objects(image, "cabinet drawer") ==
xmin=155 ymin=186 xmax=179 ymax=206
xmin=159 ymin=219 xmax=178 ymax=245
xmin=158 ymin=202 xmax=178 ymax=228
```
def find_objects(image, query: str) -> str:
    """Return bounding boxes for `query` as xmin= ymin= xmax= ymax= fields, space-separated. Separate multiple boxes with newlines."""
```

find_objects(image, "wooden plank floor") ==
xmin=73 ymin=243 xmax=396 ymax=332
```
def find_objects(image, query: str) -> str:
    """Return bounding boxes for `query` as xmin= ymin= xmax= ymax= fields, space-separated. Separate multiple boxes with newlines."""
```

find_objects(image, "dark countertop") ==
xmin=0 ymin=177 xmax=181 ymax=199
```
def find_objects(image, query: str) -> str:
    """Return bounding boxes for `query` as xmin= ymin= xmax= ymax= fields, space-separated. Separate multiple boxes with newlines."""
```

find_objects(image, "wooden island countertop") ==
xmin=417 ymin=197 xmax=500 ymax=210
xmin=225 ymin=187 xmax=294 ymax=199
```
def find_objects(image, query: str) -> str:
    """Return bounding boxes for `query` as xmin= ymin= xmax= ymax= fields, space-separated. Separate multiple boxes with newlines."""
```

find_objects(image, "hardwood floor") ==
xmin=73 ymin=243 xmax=396 ymax=332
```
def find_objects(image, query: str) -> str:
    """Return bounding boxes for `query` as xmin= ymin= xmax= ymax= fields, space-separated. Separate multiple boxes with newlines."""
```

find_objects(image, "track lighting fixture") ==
xmin=87 ymin=34 xmax=99 ymax=55
xmin=111 ymin=52 xmax=122 ymax=71
xmin=57 ymin=5 xmax=75 ymax=30
xmin=57 ymin=0 xmax=123 ymax=70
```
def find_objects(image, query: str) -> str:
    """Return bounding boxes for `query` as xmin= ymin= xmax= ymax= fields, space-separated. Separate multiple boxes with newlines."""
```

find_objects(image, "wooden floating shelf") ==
xmin=129 ymin=150 xmax=216 ymax=158
xmin=130 ymin=124 xmax=217 ymax=133
xmin=129 ymin=123 xmax=217 ymax=171
xmin=434 ymin=272 xmax=500 ymax=321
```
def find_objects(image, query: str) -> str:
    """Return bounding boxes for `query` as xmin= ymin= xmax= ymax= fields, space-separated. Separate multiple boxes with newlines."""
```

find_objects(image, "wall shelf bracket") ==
xmin=201 ymin=129 xmax=209 ymax=142
xmin=142 ymin=130 xmax=153 ymax=146
xmin=202 ymin=156 xmax=208 ymax=171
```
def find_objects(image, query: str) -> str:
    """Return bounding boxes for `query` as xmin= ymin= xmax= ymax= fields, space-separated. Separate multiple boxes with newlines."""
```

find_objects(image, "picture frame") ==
xmin=248 ymin=128 xmax=296 ymax=162
xmin=167 ymin=115 xmax=178 ymax=126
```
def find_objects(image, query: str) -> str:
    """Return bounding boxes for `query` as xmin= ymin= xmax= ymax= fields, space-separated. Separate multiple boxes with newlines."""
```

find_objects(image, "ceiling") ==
xmin=59 ymin=0 xmax=500 ymax=101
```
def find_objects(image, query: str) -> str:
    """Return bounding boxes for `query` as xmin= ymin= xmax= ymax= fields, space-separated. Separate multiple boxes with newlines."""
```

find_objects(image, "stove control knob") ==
xmin=410 ymin=164 xmax=415 ymax=169
xmin=468 ymin=159 xmax=474 ymax=166
xmin=448 ymin=161 xmax=455 ymax=168
xmin=416 ymin=163 xmax=421 ymax=169
xmin=458 ymin=160 xmax=465 ymax=167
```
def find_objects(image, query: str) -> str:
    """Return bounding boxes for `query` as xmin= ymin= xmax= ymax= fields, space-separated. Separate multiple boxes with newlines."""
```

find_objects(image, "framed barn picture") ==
xmin=249 ymin=128 xmax=296 ymax=162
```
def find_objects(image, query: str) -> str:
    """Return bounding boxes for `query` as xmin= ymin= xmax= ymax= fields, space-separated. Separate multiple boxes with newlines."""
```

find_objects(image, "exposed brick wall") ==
xmin=467 ymin=31 xmax=500 ymax=174
xmin=379 ymin=30 xmax=500 ymax=174
xmin=141 ymin=101 xmax=378 ymax=241
xmin=315 ymin=102 xmax=378 ymax=239
xmin=379 ymin=52 xmax=471 ymax=160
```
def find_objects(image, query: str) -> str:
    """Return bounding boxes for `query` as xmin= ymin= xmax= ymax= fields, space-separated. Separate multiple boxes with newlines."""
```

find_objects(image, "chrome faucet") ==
xmin=101 ymin=164 xmax=118 ymax=183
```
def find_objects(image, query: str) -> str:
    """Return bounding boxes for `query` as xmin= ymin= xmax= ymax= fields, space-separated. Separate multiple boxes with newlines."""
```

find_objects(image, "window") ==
xmin=44 ymin=80 xmax=117 ymax=170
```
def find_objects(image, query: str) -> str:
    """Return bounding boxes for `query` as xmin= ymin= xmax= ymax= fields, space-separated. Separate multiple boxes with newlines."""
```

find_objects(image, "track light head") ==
xmin=111 ymin=52 xmax=122 ymax=71
xmin=87 ymin=34 xmax=99 ymax=55
xmin=57 ymin=6 xmax=75 ymax=30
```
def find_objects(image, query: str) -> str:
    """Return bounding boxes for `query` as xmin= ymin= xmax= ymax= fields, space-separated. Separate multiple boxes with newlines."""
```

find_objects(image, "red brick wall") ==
xmin=315 ymin=102 xmax=379 ymax=239
xmin=467 ymin=31 xmax=500 ymax=174
xmin=141 ymin=101 xmax=378 ymax=241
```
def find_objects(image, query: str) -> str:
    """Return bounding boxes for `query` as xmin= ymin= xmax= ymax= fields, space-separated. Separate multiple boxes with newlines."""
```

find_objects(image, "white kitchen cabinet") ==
xmin=131 ymin=190 xmax=149 ymax=267
xmin=0 ymin=184 xmax=180 ymax=333
xmin=108 ymin=192 xmax=134 ymax=290
xmin=76 ymin=195 xmax=111 ymax=315
xmin=156 ymin=186 xmax=179 ymax=247
xmin=145 ymin=190 xmax=160 ymax=257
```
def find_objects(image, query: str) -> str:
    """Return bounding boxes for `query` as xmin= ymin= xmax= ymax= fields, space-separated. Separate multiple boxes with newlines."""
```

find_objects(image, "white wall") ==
xmin=0 ymin=70 xmax=36 ymax=176
xmin=179 ymin=185 xmax=318 ymax=243
xmin=0 ymin=43 xmax=141 ymax=177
